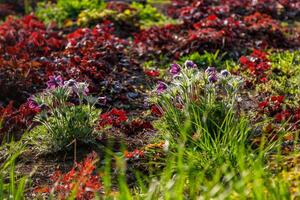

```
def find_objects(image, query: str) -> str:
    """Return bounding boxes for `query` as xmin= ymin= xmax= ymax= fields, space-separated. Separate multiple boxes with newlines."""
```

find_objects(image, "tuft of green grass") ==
xmin=0 ymin=141 xmax=28 ymax=200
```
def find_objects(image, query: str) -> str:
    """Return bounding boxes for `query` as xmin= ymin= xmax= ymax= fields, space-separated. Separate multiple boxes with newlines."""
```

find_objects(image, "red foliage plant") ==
xmin=123 ymin=119 xmax=154 ymax=135
xmin=239 ymin=49 xmax=271 ymax=86
xmin=144 ymin=70 xmax=160 ymax=77
xmin=133 ymin=0 xmax=299 ymax=62
xmin=0 ymin=15 xmax=64 ymax=104
xmin=124 ymin=149 xmax=144 ymax=159
xmin=0 ymin=101 xmax=39 ymax=142
xmin=151 ymin=105 xmax=163 ymax=117
xmin=0 ymin=15 xmax=63 ymax=58
xmin=99 ymin=108 xmax=128 ymax=127
xmin=258 ymin=95 xmax=300 ymax=128
xmin=36 ymin=152 xmax=101 ymax=200
xmin=168 ymin=0 xmax=300 ymax=22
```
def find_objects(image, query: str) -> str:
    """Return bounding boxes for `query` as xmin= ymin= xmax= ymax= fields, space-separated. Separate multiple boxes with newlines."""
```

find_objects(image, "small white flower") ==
xmin=163 ymin=140 xmax=169 ymax=152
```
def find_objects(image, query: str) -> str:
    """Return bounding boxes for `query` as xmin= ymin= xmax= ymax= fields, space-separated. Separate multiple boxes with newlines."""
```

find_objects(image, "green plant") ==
xmin=0 ymin=141 xmax=28 ymax=200
xmin=0 ymin=163 xmax=27 ymax=200
xmin=26 ymin=78 xmax=101 ymax=153
xmin=256 ymin=50 xmax=300 ymax=101
xmin=76 ymin=2 xmax=178 ymax=29
xmin=130 ymin=2 xmax=178 ymax=29
xmin=36 ymin=0 xmax=105 ymax=26
xmin=178 ymin=51 xmax=231 ymax=70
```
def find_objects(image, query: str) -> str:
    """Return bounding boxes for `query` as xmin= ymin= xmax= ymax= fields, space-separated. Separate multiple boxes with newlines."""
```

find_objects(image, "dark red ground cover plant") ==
xmin=151 ymin=104 xmax=163 ymax=117
xmin=123 ymin=119 xmax=153 ymax=136
xmin=167 ymin=0 xmax=300 ymax=22
xmin=134 ymin=0 xmax=300 ymax=62
xmin=0 ymin=15 xmax=65 ymax=105
xmin=144 ymin=69 xmax=160 ymax=77
xmin=0 ymin=15 xmax=63 ymax=58
xmin=63 ymin=20 xmax=128 ymax=81
xmin=45 ymin=20 xmax=145 ymax=106
xmin=133 ymin=8 xmax=299 ymax=62
xmin=0 ymin=101 xmax=39 ymax=142
xmin=258 ymin=95 xmax=300 ymax=130
xmin=0 ymin=3 xmax=18 ymax=18
xmin=0 ymin=16 xmax=149 ymax=141
xmin=99 ymin=108 xmax=128 ymax=128
xmin=239 ymin=49 xmax=272 ymax=86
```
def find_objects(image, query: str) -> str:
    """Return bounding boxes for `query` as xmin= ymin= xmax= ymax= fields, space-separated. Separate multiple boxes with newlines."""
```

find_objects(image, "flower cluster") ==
xmin=36 ymin=152 xmax=101 ymax=199
xmin=154 ymin=60 xmax=243 ymax=113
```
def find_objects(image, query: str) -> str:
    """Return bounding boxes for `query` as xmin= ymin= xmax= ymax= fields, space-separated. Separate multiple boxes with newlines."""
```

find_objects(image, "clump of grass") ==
xmin=0 ymin=141 xmax=28 ymax=200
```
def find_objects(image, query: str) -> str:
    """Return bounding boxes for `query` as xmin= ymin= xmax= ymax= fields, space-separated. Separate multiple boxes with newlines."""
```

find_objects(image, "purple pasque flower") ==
xmin=208 ymin=74 xmax=218 ymax=83
xmin=205 ymin=67 xmax=216 ymax=75
xmin=47 ymin=75 xmax=63 ymax=89
xmin=220 ymin=69 xmax=230 ymax=77
xmin=157 ymin=81 xmax=167 ymax=94
xmin=27 ymin=97 xmax=41 ymax=111
xmin=184 ymin=60 xmax=197 ymax=68
xmin=170 ymin=63 xmax=181 ymax=75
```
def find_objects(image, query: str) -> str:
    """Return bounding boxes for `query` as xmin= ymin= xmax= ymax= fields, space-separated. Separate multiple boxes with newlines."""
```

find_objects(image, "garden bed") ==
xmin=1 ymin=0 xmax=300 ymax=199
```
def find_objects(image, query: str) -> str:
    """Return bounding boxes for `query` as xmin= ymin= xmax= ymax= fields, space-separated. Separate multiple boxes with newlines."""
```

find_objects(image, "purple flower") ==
xmin=157 ymin=81 xmax=167 ymax=94
xmin=184 ymin=60 xmax=197 ymax=68
xmin=27 ymin=97 xmax=41 ymax=111
xmin=208 ymin=74 xmax=218 ymax=83
xmin=170 ymin=63 xmax=181 ymax=75
xmin=47 ymin=75 xmax=63 ymax=89
xmin=220 ymin=70 xmax=230 ymax=77
xmin=205 ymin=67 xmax=216 ymax=75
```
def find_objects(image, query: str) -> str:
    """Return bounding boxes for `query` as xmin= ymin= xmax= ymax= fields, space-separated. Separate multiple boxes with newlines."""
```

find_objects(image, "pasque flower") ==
xmin=157 ymin=81 xmax=167 ymax=94
xmin=47 ymin=75 xmax=64 ymax=89
xmin=205 ymin=67 xmax=216 ymax=75
xmin=185 ymin=60 xmax=197 ymax=68
xmin=170 ymin=63 xmax=181 ymax=75
xmin=27 ymin=97 xmax=42 ymax=112
xmin=208 ymin=74 xmax=218 ymax=83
